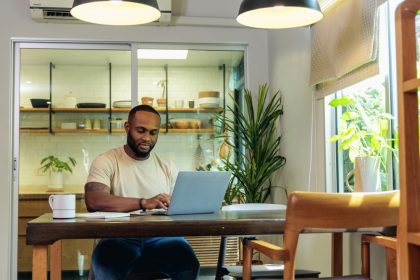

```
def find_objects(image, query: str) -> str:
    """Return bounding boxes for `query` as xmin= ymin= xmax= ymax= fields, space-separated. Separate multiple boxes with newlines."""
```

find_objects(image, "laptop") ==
xmin=145 ymin=171 xmax=231 ymax=216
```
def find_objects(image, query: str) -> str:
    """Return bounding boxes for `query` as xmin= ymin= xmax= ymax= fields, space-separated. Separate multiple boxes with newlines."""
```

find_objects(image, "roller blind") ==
xmin=310 ymin=0 xmax=385 ymax=99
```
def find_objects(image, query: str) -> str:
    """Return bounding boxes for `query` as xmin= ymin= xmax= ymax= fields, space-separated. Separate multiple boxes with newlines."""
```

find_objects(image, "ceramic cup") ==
xmin=174 ymin=100 xmax=184 ymax=108
xmin=93 ymin=119 xmax=101 ymax=130
xmin=48 ymin=194 xmax=76 ymax=219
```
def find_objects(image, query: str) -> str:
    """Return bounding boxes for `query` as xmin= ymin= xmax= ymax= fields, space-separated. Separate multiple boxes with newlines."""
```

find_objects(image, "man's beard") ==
xmin=127 ymin=133 xmax=155 ymax=158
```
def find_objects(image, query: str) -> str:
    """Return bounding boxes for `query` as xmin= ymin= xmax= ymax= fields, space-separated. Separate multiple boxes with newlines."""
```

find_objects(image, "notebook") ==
xmin=137 ymin=171 xmax=231 ymax=216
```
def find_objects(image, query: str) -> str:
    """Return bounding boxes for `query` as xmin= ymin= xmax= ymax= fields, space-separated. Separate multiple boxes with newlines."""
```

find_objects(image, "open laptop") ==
xmin=143 ymin=171 xmax=231 ymax=216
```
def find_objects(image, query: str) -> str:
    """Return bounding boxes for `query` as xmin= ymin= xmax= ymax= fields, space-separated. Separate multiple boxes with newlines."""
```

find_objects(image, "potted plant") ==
xmin=40 ymin=155 xmax=77 ymax=190
xmin=328 ymin=88 xmax=394 ymax=192
xmin=219 ymin=84 xmax=286 ymax=204
xmin=156 ymin=79 xmax=167 ymax=107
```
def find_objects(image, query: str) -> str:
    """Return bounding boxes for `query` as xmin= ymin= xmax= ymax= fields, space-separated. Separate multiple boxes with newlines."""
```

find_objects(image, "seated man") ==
xmin=85 ymin=104 xmax=200 ymax=280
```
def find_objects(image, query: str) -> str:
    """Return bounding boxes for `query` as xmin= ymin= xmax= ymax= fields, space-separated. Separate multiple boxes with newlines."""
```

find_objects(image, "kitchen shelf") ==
xmin=53 ymin=108 xmax=108 ymax=112
xmin=52 ymin=128 xmax=109 ymax=134
xmin=112 ymin=128 xmax=215 ymax=134
xmin=111 ymin=107 xmax=223 ymax=113
xmin=20 ymin=128 xmax=49 ymax=133
xmin=21 ymin=107 xmax=223 ymax=113
xmin=20 ymin=108 xmax=49 ymax=112
xmin=167 ymin=128 xmax=214 ymax=133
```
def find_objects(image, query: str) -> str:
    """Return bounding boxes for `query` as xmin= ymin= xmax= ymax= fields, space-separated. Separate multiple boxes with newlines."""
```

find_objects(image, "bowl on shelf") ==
xmin=30 ymin=98 xmax=50 ymax=108
xmin=141 ymin=97 xmax=154 ymax=106
xmin=112 ymin=100 xmax=131 ymax=108
xmin=76 ymin=103 xmax=106 ymax=108
xmin=169 ymin=119 xmax=203 ymax=129
xmin=198 ymin=91 xmax=220 ymax=108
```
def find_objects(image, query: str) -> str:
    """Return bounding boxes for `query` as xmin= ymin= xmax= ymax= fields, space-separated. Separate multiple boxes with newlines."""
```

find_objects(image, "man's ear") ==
xmin=124 ymin=121 xmax=129 ymax=132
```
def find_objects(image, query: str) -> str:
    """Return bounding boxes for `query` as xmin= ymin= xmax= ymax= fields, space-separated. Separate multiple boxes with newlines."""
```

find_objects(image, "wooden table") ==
xmin=27 ymin=210 xmax=286 ymax=280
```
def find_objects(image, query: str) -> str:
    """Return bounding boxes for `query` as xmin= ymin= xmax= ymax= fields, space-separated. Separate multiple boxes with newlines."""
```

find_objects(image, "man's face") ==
xmin=125 ymin=111 xmax=160 ymax=159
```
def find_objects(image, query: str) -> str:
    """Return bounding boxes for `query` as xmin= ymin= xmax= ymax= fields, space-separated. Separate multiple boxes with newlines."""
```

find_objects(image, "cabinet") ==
xmin=18 ymin=194 xmax=94 ymax=272
xmin=395 ymin=1 xmax=420 ymax=279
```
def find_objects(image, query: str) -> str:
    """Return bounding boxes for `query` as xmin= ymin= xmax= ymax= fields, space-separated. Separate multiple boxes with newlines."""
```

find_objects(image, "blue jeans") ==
xmin=92 ymin=237 xmax=200 ymax=280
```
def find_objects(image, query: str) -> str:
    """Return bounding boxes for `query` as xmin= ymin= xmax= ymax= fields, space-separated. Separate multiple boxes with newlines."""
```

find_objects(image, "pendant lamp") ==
xmin=70 ymin=0 xmax=161 ymax=26
xmin=237 ymin=0 xmax=323 ymax=29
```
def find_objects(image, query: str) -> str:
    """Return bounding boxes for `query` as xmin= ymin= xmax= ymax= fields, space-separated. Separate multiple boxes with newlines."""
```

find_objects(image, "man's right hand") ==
xmin=142 ymin=193 xmax=171 ymax=210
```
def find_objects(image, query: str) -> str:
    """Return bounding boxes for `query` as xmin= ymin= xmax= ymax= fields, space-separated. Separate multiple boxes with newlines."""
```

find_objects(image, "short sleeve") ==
xmin=86 ymin=154 xmax=115 ymax=188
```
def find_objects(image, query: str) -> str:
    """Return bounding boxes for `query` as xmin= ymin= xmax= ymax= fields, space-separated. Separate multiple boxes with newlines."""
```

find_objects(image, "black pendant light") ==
xmin=237 ymin=0 xmax=323 ymax=29
xmin=71 ymin=0 xmax=161 ymax=26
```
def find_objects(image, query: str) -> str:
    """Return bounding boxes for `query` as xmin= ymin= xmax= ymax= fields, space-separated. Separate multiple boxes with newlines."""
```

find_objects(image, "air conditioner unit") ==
xmin=29 ymin=0 xmax=172 ymax=25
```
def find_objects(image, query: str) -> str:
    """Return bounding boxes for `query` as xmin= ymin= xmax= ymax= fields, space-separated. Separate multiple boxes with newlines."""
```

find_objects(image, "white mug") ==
xmin=48 ymin=194 xmax=76 ymax=219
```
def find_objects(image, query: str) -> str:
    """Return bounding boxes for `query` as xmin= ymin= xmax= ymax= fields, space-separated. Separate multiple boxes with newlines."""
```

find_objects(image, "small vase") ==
xmin=354 ymin=156 xmax=381 ymax=192
xmin=48 ymin=171 xmax=64 ymax=192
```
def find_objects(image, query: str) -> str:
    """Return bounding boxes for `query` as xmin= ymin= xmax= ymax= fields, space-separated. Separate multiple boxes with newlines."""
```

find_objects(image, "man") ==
xmin=85 ymin=104 xmax=200 ymax=280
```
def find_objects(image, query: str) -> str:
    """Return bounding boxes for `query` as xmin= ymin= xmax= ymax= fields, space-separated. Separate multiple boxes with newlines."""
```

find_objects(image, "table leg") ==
xmin=32 ymin=245 xmax=48 ymax=280
xmin=331 ymin=232 xmax=343 ymax=276
xmin=50 ymin=240 xmax=62 ymax=280
xmin=215 ymin=236 xmax=229 ymax=280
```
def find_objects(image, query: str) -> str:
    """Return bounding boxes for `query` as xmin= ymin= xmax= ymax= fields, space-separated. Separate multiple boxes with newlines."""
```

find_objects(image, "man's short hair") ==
xmin=128 ymin=104 xmax=160 ymax=122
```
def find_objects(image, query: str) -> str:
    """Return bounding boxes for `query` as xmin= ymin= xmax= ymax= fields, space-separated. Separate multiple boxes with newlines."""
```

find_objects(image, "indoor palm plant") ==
xmin=220 ymin=84 xmax=286 ymax=203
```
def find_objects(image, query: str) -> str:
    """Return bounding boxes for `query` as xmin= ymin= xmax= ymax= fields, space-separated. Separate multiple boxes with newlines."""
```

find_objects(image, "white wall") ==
xmin=0 ymin=0 xmax=269 ymax=278
xmin=267 ymin=26 xmax=387 ymax=279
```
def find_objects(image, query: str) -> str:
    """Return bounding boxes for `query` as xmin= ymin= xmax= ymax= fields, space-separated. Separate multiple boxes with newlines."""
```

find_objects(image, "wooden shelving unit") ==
xmin=395 ymin=1 xmax=420 ymax=278
xmin=20 ymin=107 xmax=223 ymax=134
xmin=20 ymin=107 xmax=222 ymax=113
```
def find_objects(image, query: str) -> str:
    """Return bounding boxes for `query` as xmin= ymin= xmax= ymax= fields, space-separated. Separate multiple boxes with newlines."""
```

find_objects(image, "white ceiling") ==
xmin=171 ymin=0 xmax=243 ymax=18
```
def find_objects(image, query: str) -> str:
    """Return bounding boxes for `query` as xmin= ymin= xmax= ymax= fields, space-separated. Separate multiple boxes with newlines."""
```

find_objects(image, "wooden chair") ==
xmin=242 ymin=191 xmax=399 ymax=280
xmin=361 ymin=231 xmax=397 ymax=280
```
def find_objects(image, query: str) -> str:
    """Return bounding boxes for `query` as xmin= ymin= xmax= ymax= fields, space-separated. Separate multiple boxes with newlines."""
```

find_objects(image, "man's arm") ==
xmin=85 ymin=182 xmax=171 ymax=212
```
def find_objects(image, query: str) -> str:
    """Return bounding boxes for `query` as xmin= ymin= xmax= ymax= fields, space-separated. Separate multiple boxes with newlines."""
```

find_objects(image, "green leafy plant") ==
xmin=328 ymin=88 xmax=395 ymax=190
xmin=40 ymin=156 xmax=77 ymax=173
xmin=328 ymin=89 xmax=394 ymax=162
xmin=220 ymin=84 xmax=286 ymax=203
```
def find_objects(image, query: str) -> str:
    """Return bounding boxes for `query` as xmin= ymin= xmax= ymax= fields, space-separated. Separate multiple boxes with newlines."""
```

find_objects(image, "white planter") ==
xmin=48 ymin=171 xmax=64 ymax=191
xmin=354 ymin=156 xmax=381 ymax=192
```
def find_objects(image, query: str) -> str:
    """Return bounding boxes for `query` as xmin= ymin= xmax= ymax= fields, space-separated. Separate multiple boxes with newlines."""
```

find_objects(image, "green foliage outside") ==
xmin=40 ymin=155 xmax=77 ymax=173
xmin=219 ymin=84 xmax=286 ymax=204
xmin=328 ymin=87 xmax=395 ymax=191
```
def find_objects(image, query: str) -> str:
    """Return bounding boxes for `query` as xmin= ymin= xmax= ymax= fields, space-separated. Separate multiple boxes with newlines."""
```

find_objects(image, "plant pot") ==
xmin=354 ymin=156 xmax=381 ymax=192
xmin=48 ymin=171 xmax=64 ymax=191
xmin=157 ymin=98 xmax=166 ymax=107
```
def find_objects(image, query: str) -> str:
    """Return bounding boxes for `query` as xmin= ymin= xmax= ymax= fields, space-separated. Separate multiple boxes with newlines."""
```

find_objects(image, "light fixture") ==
xmin=70 ymin=0 xmax=161 ymax=26
xmin=236 ymin=0 xmax=323 ymax=29
xmin=137 ymin=49 xmax=189 ymax=60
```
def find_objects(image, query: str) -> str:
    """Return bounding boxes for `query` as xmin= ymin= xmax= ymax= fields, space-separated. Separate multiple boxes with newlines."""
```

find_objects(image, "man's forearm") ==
xmin=84 ymin=182 xmax=141 ymax=212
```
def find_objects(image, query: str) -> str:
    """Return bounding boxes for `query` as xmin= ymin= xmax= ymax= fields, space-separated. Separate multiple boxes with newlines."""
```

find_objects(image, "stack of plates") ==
xmin=198 ymin=91 xmax=220 ymax=108
xmin=113 ymin=100 xmax=131 ymax=108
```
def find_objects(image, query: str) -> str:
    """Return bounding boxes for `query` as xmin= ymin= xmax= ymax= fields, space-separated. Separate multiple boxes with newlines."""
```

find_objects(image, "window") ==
xmin=324 ymin=2 xmax=397 ymax=193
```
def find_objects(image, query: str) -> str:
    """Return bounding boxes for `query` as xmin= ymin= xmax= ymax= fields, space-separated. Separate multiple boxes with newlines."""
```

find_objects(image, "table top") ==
xmin=26 ymin=210 xmax=286 ymax=245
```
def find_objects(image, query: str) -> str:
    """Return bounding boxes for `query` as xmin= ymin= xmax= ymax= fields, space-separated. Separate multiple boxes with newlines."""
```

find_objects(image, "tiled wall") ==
xmin=19 ymin=65 xmax=232 ymax=188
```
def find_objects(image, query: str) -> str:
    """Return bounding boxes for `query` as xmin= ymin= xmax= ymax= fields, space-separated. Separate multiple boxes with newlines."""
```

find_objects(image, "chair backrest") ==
xmin=282 ymin=191 xmax=399 ymax=279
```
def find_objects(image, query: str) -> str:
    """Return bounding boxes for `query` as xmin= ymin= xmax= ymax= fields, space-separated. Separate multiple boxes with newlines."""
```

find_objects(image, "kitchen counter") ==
xmin=19 ymin=185 xmax=84 ymax=199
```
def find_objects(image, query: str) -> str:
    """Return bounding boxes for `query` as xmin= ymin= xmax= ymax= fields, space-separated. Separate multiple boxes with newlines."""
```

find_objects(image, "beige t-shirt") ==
xmin=86 ymin=146 xmax=178 ymax=198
